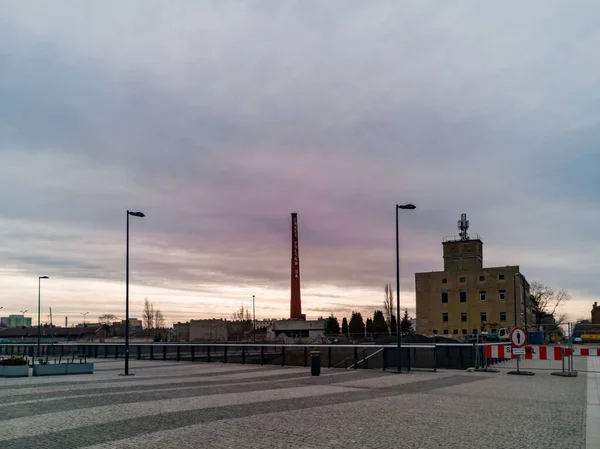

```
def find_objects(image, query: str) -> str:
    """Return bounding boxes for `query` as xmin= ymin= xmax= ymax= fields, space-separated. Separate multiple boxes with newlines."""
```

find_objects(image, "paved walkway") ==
xmin=0 ymin=359 xmax=589 ymax=448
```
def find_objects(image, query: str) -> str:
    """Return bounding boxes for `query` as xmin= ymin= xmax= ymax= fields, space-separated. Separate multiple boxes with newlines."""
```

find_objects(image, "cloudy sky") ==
xmin=1 ymin=1 xmax=599 ymax=327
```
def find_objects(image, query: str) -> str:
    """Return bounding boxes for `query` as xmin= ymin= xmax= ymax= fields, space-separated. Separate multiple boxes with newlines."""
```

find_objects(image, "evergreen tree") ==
xmin=348 ymin=312 xmax=365 ymax=337
xmin=325 ymin=315 xmax=340 ymax=335
xmin=341 ymin=317 xmax=349 ymax=336
xmin=365 ymin=318 xmax=374 ymax=336
xmin=372 ymin=310 xmax=389 ymax=336
xmin=390 ymin=314 xmax=397 ymax=337
xmin=401 ymin=309 xmax=414 ymax=335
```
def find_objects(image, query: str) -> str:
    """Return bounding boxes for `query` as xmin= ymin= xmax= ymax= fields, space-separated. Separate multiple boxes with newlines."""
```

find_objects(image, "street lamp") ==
xmin=253 ymin=295 xmax=256 ymax=343
xmin=81 ymin=312 xmax=89 ymax=326
xmin=396 ymin=203 xmax=416 ymax=372
xmin=37 ymin=276 xmax=49 ymax=356
xmin=125 ymin=210 xmax=145 ymax=376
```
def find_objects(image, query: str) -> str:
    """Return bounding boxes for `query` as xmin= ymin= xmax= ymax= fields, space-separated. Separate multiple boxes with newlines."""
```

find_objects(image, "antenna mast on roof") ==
xmin=458 ymin=213 xmax=470 ymax=241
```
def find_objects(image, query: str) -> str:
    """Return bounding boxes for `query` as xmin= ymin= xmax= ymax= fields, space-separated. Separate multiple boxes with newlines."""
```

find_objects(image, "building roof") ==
xmin=0 ymin=326 xmax=107 ymax=338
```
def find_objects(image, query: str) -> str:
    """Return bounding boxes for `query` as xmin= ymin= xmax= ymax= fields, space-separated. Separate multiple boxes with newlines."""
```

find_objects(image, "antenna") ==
xmin=457 ymin=213 xmax=470 ymax=241
xmin=50 ymin=307 xmax=53 ymax=327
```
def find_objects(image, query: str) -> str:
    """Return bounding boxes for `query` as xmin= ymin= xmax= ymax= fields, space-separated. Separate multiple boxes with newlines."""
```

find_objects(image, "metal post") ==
xmin=125 ymin=211 xmax=130 ymax=375
xmin=513 ymin=273 xmax=518 ymax=327
xmin=37 ymin=277 xmax=41 ymax=357
xmin=253 ymin=295 xmax=256 ymax=343
xmin=395 ymin=205 xmax=401 ymax=372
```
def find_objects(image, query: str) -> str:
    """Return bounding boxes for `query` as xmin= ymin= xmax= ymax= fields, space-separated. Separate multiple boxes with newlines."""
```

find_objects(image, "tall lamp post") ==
xmin=81 ymin=312 xmax=89 ymax=326
xmin=37 ymin=276 xmax=49 ymax=356
xmin=396 ymin=203 xmax=416 ymax=372
xmin=124 ymin=210 xmax=145 ymax=376
xmin=252 ymin=295 xmax=256 ymax=343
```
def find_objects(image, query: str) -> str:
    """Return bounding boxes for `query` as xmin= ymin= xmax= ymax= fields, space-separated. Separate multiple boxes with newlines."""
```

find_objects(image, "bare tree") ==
xmin=383 ymin=283 xmax=394 ymax=335
xmin=154 ymin=309 xmax=165 ymax=329
xmin=98 ymin=314 xmax=119 ymax=326
xmin=143 ymin=298 xmax=154 ymax=330
xmin=149 ymin=302 xmax=155 ymax=329
xmin=529 ymin=282 xmax=571 ymax=325
xmin=231 ymin=304 xmax=251 ymax=321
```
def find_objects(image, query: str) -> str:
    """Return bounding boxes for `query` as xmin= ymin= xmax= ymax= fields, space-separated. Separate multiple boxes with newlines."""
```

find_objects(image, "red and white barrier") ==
xmin=572 ymin=347 xmax=600 ymax=356
xmin=485 ymin=345 xmax=581 ymax=360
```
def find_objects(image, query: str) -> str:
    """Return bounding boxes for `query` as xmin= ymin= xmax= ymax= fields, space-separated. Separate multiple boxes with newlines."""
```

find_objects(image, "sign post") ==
xmin=508 ymin=327 xmax=534 ymax=376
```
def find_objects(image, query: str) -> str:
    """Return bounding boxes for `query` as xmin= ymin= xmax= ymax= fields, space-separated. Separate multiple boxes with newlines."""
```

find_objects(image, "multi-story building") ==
xmin=189 ymin=319 xmax=228 ymax=341
xmin=3 ymin=315 xmax=33 ymax=328
xmin=254 ymin=319 xmax=275 ymax=330
xmin=173 ymin=322 xmax=190 ymax=341
xmin=415 ymin=214 xmax=533 ymax=339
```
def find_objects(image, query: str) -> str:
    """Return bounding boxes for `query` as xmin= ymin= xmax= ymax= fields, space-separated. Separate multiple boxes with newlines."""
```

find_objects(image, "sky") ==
xmin=1 ymin=1 xmax=599 ymax=327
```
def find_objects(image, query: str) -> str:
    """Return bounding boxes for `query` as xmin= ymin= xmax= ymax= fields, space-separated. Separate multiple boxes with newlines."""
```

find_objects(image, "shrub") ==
xmin=0 ymin=356 xmax=28 ymax=366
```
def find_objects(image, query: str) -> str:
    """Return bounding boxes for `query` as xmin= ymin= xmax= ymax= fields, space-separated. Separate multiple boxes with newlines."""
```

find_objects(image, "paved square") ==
xmin=0 ymin=358 xmax=589 ymax=448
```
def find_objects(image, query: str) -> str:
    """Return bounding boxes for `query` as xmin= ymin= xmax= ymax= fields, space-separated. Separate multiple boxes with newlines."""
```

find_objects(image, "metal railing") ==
xmin=0 ymin=342 xmax=487 ymax=372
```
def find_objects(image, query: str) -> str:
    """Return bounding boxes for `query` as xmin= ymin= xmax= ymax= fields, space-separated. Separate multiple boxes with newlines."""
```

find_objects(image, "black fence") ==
xmin=0 ymin=342 xmax=496 ymax=372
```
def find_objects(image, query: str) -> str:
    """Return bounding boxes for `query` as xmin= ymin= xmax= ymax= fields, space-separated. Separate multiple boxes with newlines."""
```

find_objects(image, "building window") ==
xmin=443 ymin=329 xmax=449 ymax=335
xmin=433 ymin=330 xmax=438 ymax=335
xmin=500 ymin=312 xmax=507 ymax=321
xmin=462 ymin=329 xmax=467 ymax=335
xmin=480 ymin=312 xmax=487 ymax=322
xmin=441 ymin=292 xmax=448 ymax=303
xmin=442 ymin=278 xmax=447 ymax=284
xmin=461 ymin=312 xmax=467 ymax=322
xmin=460 ymin=291 xmax=467 ymax=303
xmin=479 ymin=275 xmax=485 ymax=281
xmin=498 ymin=274 xmax=505 ymax=280
xmin=473 ymin=329 xmax=478 ymax=335
xmin=460 ymin=277 xmax=466 ymax=283
xmin=453 ymin=329 xmax=458 ymax=335
xmin=442 ymin=312 xmax=448 ymax=322
xmin=480 ymin=291 xmax=487 ymax=301
xmin=499 ymin=289 xmax=506 ymax=300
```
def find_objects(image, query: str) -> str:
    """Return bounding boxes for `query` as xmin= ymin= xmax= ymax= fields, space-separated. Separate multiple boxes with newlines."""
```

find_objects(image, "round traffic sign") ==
xmin=510 ymin=327 xmax=526 ymax=348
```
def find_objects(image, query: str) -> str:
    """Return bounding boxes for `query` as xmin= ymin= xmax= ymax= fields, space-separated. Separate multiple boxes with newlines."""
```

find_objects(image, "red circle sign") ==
xmin=510 ymin=327 xmax=526 ymax=348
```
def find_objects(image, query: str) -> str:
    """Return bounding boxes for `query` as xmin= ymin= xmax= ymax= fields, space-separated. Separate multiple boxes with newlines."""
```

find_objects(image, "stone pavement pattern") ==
xmin=0 ymin=358 xmax=588 ymax=449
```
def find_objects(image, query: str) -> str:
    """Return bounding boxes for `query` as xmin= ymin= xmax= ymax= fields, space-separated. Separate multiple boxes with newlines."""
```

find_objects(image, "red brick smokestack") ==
xmin=290 ymin=213 xmax=302 ymax=319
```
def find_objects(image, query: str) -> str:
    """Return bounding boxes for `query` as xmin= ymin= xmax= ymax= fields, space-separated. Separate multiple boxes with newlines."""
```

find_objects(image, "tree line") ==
xmin=325 ymin=308 xmax=413 ymax=338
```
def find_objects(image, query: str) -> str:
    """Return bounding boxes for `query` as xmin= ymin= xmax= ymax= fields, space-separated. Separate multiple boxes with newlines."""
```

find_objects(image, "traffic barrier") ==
xmin=571 ymin=347 xmax=600 ymax=356
xmin=485 ymin=345 xmax=578 ymax=361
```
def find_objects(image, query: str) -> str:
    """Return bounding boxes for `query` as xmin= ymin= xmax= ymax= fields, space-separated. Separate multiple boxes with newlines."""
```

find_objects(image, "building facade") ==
xmin=415 ymin=216 xmax=533 ymax=338
xmin=173 ymin=322 xmax=190 ymax=341
xmin=267 ymin=318 xmax=326 ymax=341
xmin=189 ymin=319 xmax=228 ymax=341
xmin=2 ymin=315 xmax=33 ymax=328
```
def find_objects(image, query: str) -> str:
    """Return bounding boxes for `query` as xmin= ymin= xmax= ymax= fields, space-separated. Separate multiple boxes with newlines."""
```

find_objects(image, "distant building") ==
xmin=76 ymin=322 xmax=101 ymax=328
xmin=268 ymin=318 xmax=326 ymax=341
xmin=173 ymin=322 xmax=189 ymax=341
xmin=227 ymin=320 xmax=253 ymax=341
xmin=2 ymin=315 xmax=33 ymax=328
xmin=415 ymin=214 xmax=534 ymax=339
xmin=254 ymin=319 xmax=275 ymax=330
xmin=189 ymin=319 xmax=228 ymax=341
xmin=592 ymin=302 xmax=600 ymax=325
xmin=110 ymin=318 xmax=144 ymax=338
xmin=0 ymin=325 xmax=108 ymax=342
